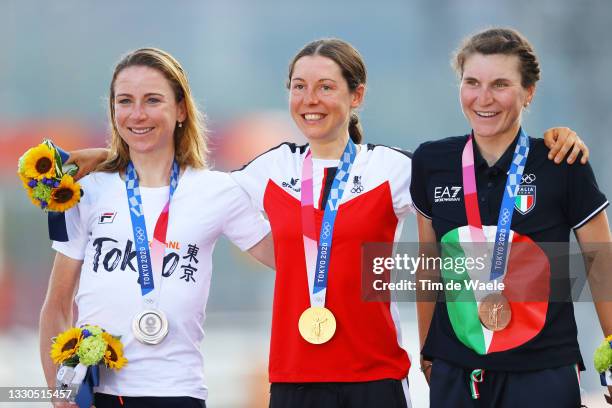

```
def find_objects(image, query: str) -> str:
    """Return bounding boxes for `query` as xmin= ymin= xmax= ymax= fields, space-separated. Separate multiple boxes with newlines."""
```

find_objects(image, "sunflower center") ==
xmin=108 ymin=346 xmax=118 ymax=361
xmin=54 ymin=188 xmax=74 ymax=203
xmin=61 ymin=338 xmax=78 ymax=352
xmin=36 ymin=157 xmax=52 ymax=174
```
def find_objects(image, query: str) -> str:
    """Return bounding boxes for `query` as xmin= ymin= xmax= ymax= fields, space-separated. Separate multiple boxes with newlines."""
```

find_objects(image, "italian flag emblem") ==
xmin=441 ymin=225 xmax=550 ymax=355
xmin=514 ymin=185 xmax=536 ymax=214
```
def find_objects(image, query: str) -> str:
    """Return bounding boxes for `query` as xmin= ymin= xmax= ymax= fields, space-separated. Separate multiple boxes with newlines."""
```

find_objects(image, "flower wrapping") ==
xmin=17 ymin=139 xmax=82 ymax=212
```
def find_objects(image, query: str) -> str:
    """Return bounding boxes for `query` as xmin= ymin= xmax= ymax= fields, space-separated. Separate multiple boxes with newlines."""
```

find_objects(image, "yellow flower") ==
xmin=47 ymin=175 xmax=81 ymax=212
xmin=102 ymin=332 xmax=127 ymax=370
xmin=20 ymin=144 xmax=56 ymax=180
xmin=50 ymin=328 xmax=83 ymax=365
xmin=606 ymin=334 xmax=612 ymax=342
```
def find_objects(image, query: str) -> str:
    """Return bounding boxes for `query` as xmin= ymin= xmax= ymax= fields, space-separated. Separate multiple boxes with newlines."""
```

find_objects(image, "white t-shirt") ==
xmin=52 ymin=167 xmax=270 ymax=400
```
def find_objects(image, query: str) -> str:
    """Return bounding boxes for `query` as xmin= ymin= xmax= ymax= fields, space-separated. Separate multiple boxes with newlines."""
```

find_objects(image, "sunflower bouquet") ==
xmin=51 ymin=325 xmax=127 ymax=397
xmin=17 ymin=139 xmax=81 ymax=212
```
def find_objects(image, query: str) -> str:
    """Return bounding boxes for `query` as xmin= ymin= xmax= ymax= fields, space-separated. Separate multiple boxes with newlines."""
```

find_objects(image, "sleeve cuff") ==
xmin=572 ymin=201 xmax=609 ymax=230
xmin=412 ymin=202 xmax=432 ymax=220
xmin=52 ymin=242 xmax=85 ymax=261
xmin=235 ymin=220 xmax=271 ymax=252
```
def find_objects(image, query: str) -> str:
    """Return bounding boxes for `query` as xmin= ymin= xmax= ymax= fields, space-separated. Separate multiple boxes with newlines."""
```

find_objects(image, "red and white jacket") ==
xmin=232 ymin=142 xmax=413 ymax=382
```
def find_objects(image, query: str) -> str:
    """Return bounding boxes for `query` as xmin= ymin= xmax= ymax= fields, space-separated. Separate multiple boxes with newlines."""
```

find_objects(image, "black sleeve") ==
xmin=566 ymin=161 xmax=609 ymax=229
xmin=48 ymin=212 xmax=69 ymax=241
xmin=410 ymin=144 xmax=432 ymax=218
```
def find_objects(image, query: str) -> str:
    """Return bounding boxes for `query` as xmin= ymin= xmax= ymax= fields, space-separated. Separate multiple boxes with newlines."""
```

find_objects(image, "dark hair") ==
xmin=453 ymin=28 xmax=540 ymax=89
xmin=100 ymin=48 xmax=207 ymax=173
xmin=287 ymin=38 xmax=367 ymax=143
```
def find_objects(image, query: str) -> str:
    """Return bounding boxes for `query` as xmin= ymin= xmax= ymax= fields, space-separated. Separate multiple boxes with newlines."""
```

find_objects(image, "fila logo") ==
xmin=281 ymin=177 xmax=301 ymax=192
xmin=99 ymin=212 xmax=117 ymax=224
xmin=434 ymin=186 xmax=462 ymax=203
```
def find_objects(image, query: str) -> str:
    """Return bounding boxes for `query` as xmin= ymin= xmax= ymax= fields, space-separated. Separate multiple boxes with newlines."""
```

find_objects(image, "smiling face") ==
xmin=113 ymin=65 xmax=186 ymax=156
xmin=289 ymin=55 xmax=364 ymax=143
xmin=460 ymin=53 xmax=535 ymax=142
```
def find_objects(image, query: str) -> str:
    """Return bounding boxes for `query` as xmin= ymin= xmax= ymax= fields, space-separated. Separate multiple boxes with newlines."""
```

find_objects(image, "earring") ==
xmin=178 ymin=122 xmax=183 ymax=128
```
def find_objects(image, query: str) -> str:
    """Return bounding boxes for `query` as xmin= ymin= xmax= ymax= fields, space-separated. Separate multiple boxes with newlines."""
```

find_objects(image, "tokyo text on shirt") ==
xmin=52 ymin=168 xmax=270 ymax=399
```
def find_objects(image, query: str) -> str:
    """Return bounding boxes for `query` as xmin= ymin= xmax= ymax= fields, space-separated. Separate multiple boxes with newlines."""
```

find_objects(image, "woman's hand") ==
xmin=66 ymin=148 xmax=109 ymax=181
xmin=543 ymin=127 xmax=589 ymax=164
xmin=420 ymin=356 xmax=432 ymax=385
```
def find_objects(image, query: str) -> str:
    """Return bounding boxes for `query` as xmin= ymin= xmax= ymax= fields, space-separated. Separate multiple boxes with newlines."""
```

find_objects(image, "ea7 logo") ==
xmin=434 ymin=186 xmax=462 ymax=203
xmin=99 ymin=212 xmax=117 ymax=224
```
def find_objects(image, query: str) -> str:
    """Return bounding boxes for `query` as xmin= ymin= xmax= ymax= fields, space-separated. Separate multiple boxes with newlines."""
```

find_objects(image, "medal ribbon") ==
xmin=125 ymin=160 xmax=180 ymax=306
xmin=301 ymin=139 xmax=357 ymax=307
xmin=469 ymin=369 xmax=485 ymax=399
xmin=461 ymin=128 xmax=530 ymax=280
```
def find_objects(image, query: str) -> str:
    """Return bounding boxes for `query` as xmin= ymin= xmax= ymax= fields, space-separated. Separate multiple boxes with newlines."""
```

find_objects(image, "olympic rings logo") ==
xmin=350 ymin=176 xmax=363 ymax=194
xmin=501 ymin=208 xmax=511 ymax=225
xmin=135 ymin=227 xmax=146 ymax=243
xmin=321 ymin=222 xmax=332 ymax=239
xmin=521 ymin=173 xmax=536 ymax=184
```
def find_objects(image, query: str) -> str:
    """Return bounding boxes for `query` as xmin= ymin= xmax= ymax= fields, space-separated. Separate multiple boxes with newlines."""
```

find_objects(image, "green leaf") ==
xmin=63 ymin=355 xmax=80 ymax=368
xmin=63 ymin=163 xmax=79 ymax=177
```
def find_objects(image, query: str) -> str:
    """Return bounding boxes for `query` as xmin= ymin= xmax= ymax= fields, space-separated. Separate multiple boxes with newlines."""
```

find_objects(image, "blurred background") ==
xmin=1 ymin=0 xmax=611 ymax=407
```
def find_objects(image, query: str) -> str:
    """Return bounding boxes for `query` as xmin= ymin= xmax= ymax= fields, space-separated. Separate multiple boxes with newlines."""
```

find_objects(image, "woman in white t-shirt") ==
xmin=39 ymin=48 xmax=274 ymax=408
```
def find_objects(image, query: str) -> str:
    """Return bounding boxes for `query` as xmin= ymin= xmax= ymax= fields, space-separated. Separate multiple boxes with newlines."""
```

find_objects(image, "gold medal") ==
xmin=298 ymin=307 xmax=336 ymax=344
xmin=478 ymin=293 xmax=511 ymax=331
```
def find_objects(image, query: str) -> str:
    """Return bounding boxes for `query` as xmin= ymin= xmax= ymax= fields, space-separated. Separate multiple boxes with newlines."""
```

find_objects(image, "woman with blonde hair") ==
xmin=39 ymin=48 xmax=274 ymax=408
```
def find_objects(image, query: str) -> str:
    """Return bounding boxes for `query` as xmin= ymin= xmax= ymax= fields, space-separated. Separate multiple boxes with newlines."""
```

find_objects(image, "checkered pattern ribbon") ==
xmin=125 ymin=160 xmax=180 ymax=300
xmin=461 ymin=128 xmax=530 ymax=280
xmin=505 ymin=135 xmax=530 ymax=198
xmin=326 ymin=149 xmax=354 ymax=209
xmin=301 ymin=139 xmax=357 ymax=307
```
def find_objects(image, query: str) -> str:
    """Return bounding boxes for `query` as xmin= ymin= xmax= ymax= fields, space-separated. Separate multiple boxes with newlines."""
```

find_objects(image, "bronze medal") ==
xmin=298 ymin=307 xmax=336 ymax=344
xmin=478 ymin=293 xmax=511 ymax=331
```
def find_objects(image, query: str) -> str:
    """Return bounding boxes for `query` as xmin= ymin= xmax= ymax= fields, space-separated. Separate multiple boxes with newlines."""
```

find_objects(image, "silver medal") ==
xmin=132 ymin=309 xmax=169 ymax=345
